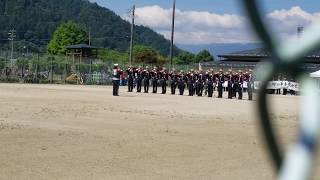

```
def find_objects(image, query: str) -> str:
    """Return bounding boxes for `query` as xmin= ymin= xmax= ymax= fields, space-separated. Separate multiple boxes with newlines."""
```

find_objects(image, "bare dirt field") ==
xmin=0 ymin=83 xmax=303 ymax=180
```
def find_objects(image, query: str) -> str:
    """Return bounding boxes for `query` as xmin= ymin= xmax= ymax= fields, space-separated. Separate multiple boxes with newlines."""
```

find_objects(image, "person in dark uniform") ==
xmin=112 ymin=64 xmax=122 ymax=96
xmin=232 ymin=72 xmax=238 ymax=98
xmin=136 ymin=66 xmax=143 ymax=93
xmin=195 ymin=72 xmax=201 ymax=96
xmin=143 ymin=67 xmax=150 ymax=93
xmin=151 ymin=67 xmax=158 ymax=94
xmin=217 ymin=69 xmax=224 ymax=98
xmin=178 ymin=72 xmax=186 ymax=95
xmin=126 ymin=66 xmax=134 ymax=92
xmin=160 ymin=68 xmax=168 ymax=94
xmin=170 ymin=70 xmax=177 ymax=95
xmin=195 ymin=72 xmax=204 ymax=97
xmin=226 ymin=70 xmax=234 ymax=99
xmin=207 ymin=73 xmax=214 ymax=98
xmin=187 ymin=72 xmax=194 ymax=96
xmin=246 ymin=69 xmax=254 ymax=101
xmin=237 ymin=70 xmax=244 ymax=100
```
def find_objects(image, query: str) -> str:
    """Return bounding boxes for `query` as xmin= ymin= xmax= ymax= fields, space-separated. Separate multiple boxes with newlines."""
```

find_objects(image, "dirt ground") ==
xmin=0 ymin=83 xmax=304 ymax=180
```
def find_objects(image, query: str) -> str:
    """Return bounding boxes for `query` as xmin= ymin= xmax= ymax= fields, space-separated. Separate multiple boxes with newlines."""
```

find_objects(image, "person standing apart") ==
xmin=112 ymin=64 xmax=122 ymax=96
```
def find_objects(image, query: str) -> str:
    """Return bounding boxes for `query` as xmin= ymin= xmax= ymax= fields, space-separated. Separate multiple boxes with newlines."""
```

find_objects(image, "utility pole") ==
xmin=8 ymin=29 xmax=16 ymax=67
xmin=129 ymin=5 xmax=135 ymax=66
xmin=88 ymin=27 xmax=91 ymax=46
xmin=169 ymin=0 xmax=176 ymax=71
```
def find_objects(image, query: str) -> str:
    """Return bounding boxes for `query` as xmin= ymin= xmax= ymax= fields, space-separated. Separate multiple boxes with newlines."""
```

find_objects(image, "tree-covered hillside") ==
xmin=0 ymin=0 xmax=182 ymax=56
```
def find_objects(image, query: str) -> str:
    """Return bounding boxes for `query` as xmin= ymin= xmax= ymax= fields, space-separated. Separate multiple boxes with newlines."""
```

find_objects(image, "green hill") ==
xmin=0 ymin=0 xmax=182 ymax=56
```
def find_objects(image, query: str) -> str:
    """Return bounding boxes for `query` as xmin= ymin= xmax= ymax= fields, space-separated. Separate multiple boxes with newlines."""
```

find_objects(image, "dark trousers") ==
xmin=188 ymin=84 xmax=194 ymax=96
xmin=208 ymin=85 xmax=213 ymax=97
xmin=137 ymin=79 xmax=142 ymax=92
xmin=228 ymin=84 xmax=233 ymax=99
xmin=179 ymin=85 xmax=185 ymax=95
xmin=238 ymin=85 xmax=243 ymax=100
xmin=128 ymin=78 xmax=134 ymax=92
xmin=171 ymin=82 xmax=176 ymax=95
xmin=199 ymin=86 xmax=203 ymax=96
xmin=152 ymin=79 xmax=158 ymax=93
xmin=218 ymin=85 xmax=223 ymax=98
xmin=161 ymin=80 xmax=167 ymax=94
xmin=248 ymin=88 xmax=253 ymax=100
xmin=144 ymin=79 xmax=149 ymax=93
xmin=233 ymin=84 xmax=238 ymax=98
xmin=113 ymin=80 xmax=120 ymax=96
xmin=195 ymin=84 xmax=200 ymax=96
xmin=196 ymin=84 xmax=203 ymax=96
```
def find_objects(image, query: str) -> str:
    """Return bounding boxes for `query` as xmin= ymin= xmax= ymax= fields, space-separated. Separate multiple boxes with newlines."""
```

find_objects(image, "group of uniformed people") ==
xmin=112 ymin=64 xmax=254 ymax=100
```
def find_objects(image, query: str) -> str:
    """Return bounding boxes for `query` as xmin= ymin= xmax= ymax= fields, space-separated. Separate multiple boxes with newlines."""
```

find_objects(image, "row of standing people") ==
xmin=113 ymin=64 xmax=254 ymax=100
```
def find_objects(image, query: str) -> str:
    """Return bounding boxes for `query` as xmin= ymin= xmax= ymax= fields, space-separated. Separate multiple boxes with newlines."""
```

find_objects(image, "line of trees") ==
xmin=45 ymin=21 xmax=215 ymax=65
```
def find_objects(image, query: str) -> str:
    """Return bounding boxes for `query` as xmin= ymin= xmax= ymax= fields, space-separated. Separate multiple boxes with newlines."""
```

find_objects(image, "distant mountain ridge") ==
xmin=177 ymin=43 xmax=262 ymax=58
xmin=0 ymin=0 xmax=182 ymax=56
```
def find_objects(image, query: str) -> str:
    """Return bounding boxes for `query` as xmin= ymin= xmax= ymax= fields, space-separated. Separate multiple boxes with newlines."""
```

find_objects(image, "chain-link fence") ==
xmin=1 ymin=49 xmax=320 ymax=85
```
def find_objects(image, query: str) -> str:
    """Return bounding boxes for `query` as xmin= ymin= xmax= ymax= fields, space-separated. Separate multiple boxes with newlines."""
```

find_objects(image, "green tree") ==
xmin=195 ymin=50 xmax=214 ymax=63
xmin=47 ymin=21 xmax=88 ymax=55
xmin=132 ymin=45 xmax=159 ymax=64
xmin=0 ymin=0 xmax=183 ymax=55
xmin=0 ymin=58 xmax=5 ymax=69
xmin=174 ymin=52 xmax=196 ymax=65
xmin=98 ymin=48 xmax=127 ymax=63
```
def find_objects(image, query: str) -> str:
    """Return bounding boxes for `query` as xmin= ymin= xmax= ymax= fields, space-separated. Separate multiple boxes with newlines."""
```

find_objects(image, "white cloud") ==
xmin=123 ymin=5 xmax=320 ymax=45
xmin=267 ymin=6 xmax=320 ymax=38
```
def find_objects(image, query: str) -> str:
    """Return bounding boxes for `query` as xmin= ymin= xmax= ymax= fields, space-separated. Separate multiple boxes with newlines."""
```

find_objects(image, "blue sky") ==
xmin=91 ymin=0 xmax=320 ymax=45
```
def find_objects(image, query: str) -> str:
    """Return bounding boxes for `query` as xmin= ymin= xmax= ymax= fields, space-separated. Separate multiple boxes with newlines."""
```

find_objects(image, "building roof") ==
xmin=218 ymin=48 xmax=320 ymax=64
xmin=219 ymin=48 xmax=271 ymax=58
xmin=66 ymin=44 xmax=98 ymax=49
